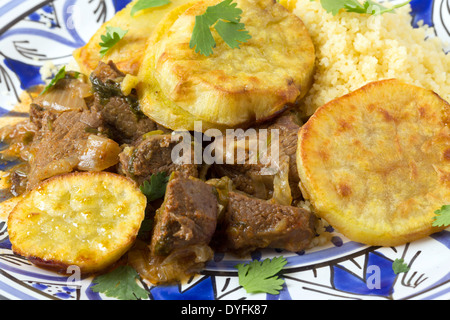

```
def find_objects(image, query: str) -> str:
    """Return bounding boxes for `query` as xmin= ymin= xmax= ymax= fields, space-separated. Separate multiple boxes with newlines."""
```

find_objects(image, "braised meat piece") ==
xmin=131 ymin=173 xmax=218 ymax=284
xmin=26 ymin=109 xmax=121 ymax=190
xmin=212 ymin=111 xmax=302 ymax=200
xmin=90 ymin=61 xmax=168 ymax=143
xmin=119 ymin=133 xmax=199 ymax=185
xmin=149 ymin=173 xmax=218 ymax=256
xmin=29 ymin=103 xmax=57 ymax=132
xmin=217 ymin=191 xmax=316 ymax=255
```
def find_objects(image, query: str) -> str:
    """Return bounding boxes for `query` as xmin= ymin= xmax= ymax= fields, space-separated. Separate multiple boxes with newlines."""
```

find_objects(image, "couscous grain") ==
xmin=283 ymin=0 xmax=450 ymax=116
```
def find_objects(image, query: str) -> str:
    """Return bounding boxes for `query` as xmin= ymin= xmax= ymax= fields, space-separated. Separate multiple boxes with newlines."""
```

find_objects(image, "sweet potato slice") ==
xmin=7 ymin=172 xmax=146 ymax=273
xmin=297 ymin=79 xmax=450 ymax=246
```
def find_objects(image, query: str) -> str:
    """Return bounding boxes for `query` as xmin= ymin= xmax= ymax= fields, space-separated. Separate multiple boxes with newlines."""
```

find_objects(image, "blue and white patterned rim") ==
xmin=0 ymin=0 xmax=449 ymax=300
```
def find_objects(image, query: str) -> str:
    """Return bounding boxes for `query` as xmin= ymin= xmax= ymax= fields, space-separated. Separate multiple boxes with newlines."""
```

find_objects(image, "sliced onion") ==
xmin=271 ymin=154 xmax=293 ymax=206
xmin=77 ymin=135 xmax=121 ymax=171
xmin=34 ymin=79 xmax=91 ymax=112
xmin=128 ymin=242 xmax=213 ymax=285
xmin=28 ymin=156 xmax=80 ymax=189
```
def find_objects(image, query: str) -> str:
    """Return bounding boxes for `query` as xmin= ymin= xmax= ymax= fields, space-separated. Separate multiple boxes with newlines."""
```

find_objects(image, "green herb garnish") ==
xmin=140 ymin=172 xmax=170 ymax=202
xmin=40 ymin=66 xmax=66 ymax=96
xmin=392 ymin=258 xmax=410 ymax=275
xmin=315 ymin=0 xmax=411 ymax=16
xmin=235 ymin=256 xmax=287 ymax=295
xmin=130 ymin=0 xmax=171 ymax=16
xmin=91 ymin=266 xmax=149 ymax=300
xmin=432 ymin=205 xmax=450 ymax=227
xmin=99 ymin=26 xmax=128 ymax=58
xmin=189 ymin=0 xmax=251 ymax=56
xmin=90 ymin=74 xmax=144 ymax=118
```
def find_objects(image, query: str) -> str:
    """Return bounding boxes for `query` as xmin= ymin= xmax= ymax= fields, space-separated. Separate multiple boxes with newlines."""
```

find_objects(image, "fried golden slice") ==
xmin=73 ymin=0 xmax=194 ymax=76
xmin=278 ymin=0 xmax=297 ymax=11
xmin=7 ymin=172 xmax=146 ymax=274
xmin=0 ymin=196 xmax=22 ymax=221
xmin=137 ymin=63 xmax=229 ymax=132
xmin=136 ymin=1 xmax=227 ymax=132
xmin=297 ymin=79 xmax=450 ymax=246
xmin=138 ymin=0 xmax=315 ymax=130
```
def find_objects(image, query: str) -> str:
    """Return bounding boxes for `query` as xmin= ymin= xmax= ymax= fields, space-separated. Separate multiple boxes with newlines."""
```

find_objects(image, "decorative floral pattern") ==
xmin=0 ymin=0 xmax=449 ymax=300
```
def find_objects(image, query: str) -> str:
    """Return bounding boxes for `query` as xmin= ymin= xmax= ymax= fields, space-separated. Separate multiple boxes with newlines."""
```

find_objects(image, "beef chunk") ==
xmin=212 ymin=111 xmax=302 ymax=200
xmin=29 ymin=103 xmax=56 ymax=132
xmin=149 ymin=172 xmax=218 ymax=256
xmin=119 ymin=133 xmax=199 ymax=185
xmin=90 ymin=61 xmax=168 ymax=143
xmin=218 ymin=192 xmax=316 ymax=255
xmin=129 ymin=173 xmax=217 ymax=284
xmin=26 ymin=109 xmax=121 ymax=190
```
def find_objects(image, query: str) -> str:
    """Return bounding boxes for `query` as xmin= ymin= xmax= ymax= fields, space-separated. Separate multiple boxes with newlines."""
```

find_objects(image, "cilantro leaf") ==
xmin=190 ymin=15 xmax=217 ymax=56
xmin=137 ymin=218 xmax=153 ymax=241
xmin=317 ymin=0 xmax=411 ymax=16
xmin=99 ymin=26 xmax=128 ymax=58
xmin=392 ymin=258 xmax=410 ymax=275
xmin=214 ymin=20 xmax=252 ymax=49
xmin=347 ymin=0 xmax=411 ymax=15
xmin=204 ymin=0 xmax=242 ymax=24
xmin=432 ymin=205 xmax=450 ymax=227
xmin=235 ymin=257 xmax=287 ymax=295
xmin=318 ymin=0 xmax=355 ymax=16
xmin=189 ymin=0 xmax=251 ymax=56
xmin=140 ymin=172 xmax=170 ymax=201
xmin=40 ymin=66 xmax=66 ymax=96
xmin=130 ymin=0 xmax=171 ymax=16
xmin=91 ymin=266 xmax=149 ymax=300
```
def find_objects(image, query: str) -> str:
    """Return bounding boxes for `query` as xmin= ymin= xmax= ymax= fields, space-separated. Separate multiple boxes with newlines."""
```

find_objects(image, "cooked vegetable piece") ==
xmin=129 ymin=241 xmax=214 ymax=285
xmin=297 ymin=79 xmax=450 ymax=246
xmin=138 ymin=0 xmax=315 ymax=130
xmin=7 ymin=172 xmax=146 ymax=274
xmin=73 ymin=0 xmax=194 ymax=76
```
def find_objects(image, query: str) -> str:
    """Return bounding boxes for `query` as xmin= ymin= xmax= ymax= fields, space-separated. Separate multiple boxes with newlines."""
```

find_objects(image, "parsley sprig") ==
xmin=40 ymin=66 xmax=66 ymax=96
xmin=140 ymin=172 xmax=170 ymax=202
xmin=432 ymin=205 xmax=450 ymax=227
xmin=392 ymin=258 xmax=410 ymax=274
xmin=91 ymin=266 xmax=149 ymax=300
xmin=314 ymin=0 xmax=411 ymax=16
xmin=130 ymin=0 xmax=171 ymax=16
xmin=235 ymin=256 xmax=287 ymax=295
xmin=99 ymin=26 xmax=128 ymax=58
xmin=189 ymin=0 xmax=251 ymax=56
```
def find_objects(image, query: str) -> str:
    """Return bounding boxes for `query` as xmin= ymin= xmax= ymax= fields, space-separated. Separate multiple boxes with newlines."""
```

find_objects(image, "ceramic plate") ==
xmin=0 ymin=0 xmax=449 ymax=301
